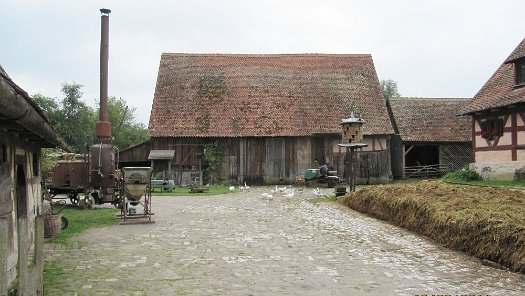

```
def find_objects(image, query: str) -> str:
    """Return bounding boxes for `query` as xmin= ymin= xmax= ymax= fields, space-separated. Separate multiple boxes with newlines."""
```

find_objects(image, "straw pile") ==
xmin=339 ymin=180 xmax=525 ymax=273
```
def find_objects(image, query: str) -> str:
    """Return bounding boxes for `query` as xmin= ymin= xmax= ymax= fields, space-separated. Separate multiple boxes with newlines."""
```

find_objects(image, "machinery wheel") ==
xmin=61 ymin=216 xmax=69 ymax=230
xmin=80 ymin=195 xmax=93 ymax=210
xmin=69 ymin=192 xmax=79 ymax=205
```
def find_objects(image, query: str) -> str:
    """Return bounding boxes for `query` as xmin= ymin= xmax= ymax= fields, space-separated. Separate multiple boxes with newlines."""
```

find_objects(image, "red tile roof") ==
xmin=389 ymin=98 xmax=472 ymax=142
xmin=149 ymin=54 xmax=394 ymax=137
xmin=462 ymin=37 xmax=525 ymax=114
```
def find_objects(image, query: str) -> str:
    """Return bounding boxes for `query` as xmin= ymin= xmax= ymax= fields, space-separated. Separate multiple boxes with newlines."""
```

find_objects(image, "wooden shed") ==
xmin=0 ymin=66 xmax=69 ymax=294
xmin=388 ymin=97 xmax=472 ymax=179
xmin=147 ymin=54 xmax=395 ymax=185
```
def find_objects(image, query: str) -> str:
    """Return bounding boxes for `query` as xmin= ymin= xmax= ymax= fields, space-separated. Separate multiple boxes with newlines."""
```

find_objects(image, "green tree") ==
xmin=33 ymin=94 xmax=61 ymax=125
xmin=34 ymin=83 xmax=148 ymax=153
xmin=106 ymin=96 xmax=148 ymax=150
xmin=380 ymin=79 xmax=401 ymax=101
xmin=203 ymin=141 xmax=223 ymax=185
xmin=57 ymin=83 xmax=97 ymax=153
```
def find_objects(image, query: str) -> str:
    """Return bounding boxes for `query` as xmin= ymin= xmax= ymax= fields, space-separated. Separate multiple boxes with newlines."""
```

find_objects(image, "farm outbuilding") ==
xmin=388 ymin=98 xmax=472 ymax=179
xmin=147 ymin=53 xmax=395 ymax=185
xmin=0 ymin=66 xmax=69 ymax=295
xmin=461 ymin=36 xmax=525 ymax=180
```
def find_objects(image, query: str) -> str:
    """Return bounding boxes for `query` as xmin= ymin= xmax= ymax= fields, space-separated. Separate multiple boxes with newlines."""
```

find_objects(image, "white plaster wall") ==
xmin=471 ymin=161 xmax=525 ymax=180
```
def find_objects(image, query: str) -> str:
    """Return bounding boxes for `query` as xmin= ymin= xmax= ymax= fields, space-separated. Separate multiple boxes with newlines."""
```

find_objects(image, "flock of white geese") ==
xmin=229 ymin=183 xmax=327 ymax=202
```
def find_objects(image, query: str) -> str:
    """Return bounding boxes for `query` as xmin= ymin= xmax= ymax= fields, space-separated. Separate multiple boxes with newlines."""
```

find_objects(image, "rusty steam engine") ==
xmin=44 ymin=9 xmax=153 ymax=223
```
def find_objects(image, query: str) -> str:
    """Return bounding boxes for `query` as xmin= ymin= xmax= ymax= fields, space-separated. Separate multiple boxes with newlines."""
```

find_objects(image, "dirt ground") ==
xmin=45 ymin=186 xmax=525 ymax=295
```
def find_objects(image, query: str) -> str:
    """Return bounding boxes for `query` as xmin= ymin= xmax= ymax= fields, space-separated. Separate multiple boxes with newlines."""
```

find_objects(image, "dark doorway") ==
xmin=405 ymin=145 xmax=439 ymax=167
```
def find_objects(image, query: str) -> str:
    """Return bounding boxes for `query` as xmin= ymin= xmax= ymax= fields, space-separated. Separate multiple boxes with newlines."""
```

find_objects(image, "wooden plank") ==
xmin=0 ymin=217 xmax=7 ymax=296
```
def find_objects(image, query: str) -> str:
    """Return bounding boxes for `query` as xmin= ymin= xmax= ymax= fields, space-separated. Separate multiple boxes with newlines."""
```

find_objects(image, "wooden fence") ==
xmin=404 ymin=163 xmax=453 ymax=179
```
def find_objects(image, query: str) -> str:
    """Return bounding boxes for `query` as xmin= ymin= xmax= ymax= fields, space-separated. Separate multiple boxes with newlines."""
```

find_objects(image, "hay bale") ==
xmin=339 ymin=180 xmax=525 ymax=273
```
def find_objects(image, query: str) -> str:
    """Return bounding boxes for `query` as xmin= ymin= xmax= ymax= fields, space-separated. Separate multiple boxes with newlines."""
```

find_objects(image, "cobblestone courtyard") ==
xmin=45 ymin=187 xmax=525 ymax=295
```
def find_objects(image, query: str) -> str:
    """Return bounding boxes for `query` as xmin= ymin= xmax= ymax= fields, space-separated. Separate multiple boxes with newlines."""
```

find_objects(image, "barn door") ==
xmin=265 ymin=138 xmax=285 ymax=184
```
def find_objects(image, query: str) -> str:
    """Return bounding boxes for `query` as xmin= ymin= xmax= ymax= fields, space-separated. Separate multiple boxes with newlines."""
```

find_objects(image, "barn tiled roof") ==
xmin=462 ymin=37 xmax=525 ymax=114
xmin=389 ymin=98 xmax=472 ymax=142
xmin=149 ymin=54 xmax=394 ymax=137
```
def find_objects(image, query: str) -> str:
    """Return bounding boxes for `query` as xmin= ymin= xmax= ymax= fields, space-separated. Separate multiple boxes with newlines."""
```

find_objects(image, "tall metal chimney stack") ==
xmin=96 ymin=8 xmax=112 ymax=138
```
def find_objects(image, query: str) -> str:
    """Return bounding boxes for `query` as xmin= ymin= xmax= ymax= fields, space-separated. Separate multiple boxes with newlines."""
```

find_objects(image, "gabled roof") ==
xmin=505 ymin=37 xmax=525 ymax=63
xmin=389 ymin=98 xmax=471 ymax=142
xmin=149 ymin=54 xmax=394 ymax=138
xmin=0 ymin=65 xmax=70 ymax=150
xmin=462 ymin=37 xmax=525 ymax=114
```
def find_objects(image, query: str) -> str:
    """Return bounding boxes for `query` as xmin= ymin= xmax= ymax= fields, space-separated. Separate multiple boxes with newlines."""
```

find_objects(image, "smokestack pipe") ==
xmin=96 ymin=8 xmax=112 ymax=138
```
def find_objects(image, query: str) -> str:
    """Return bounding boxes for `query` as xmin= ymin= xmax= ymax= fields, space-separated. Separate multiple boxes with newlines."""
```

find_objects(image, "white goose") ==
xmin=283 ymin=189 xmax=295 ymax=199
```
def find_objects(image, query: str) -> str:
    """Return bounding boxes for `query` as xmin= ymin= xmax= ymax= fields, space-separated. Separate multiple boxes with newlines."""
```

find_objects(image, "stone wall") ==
xmin=470 ymin=162 xmax=525 ymax=180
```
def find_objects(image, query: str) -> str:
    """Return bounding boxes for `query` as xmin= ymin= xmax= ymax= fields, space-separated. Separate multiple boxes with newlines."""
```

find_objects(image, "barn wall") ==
xmin=150 ymin=135 xmax=393 ymax=185
xmin=390 ymin=135 xmax=404 ymax=179
xmin=439 ymin=143 xmax=473 ymax=170
xmin=118 ymin=141 xmax=150 ymax=164
xmin=0 ymin=138 xmax=44 ymax=294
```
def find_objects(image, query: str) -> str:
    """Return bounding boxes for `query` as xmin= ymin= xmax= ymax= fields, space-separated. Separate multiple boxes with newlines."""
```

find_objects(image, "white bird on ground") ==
xmin=229 ymin=185 xmax=235 ymax=192
xmin=312 ymin=188 xmax=325 ymax=197
xmin=276 ymin=185 xmax=288 ymax=193
xmin=283 ymin=189 xmax=295 ymax=199
xmin=240 ymin=182 xmax=250 ymax=192
xmin=260 ymin=192 xmax=274 ymax=202
xmin=271 ymin=185 xmax=278 ymax=194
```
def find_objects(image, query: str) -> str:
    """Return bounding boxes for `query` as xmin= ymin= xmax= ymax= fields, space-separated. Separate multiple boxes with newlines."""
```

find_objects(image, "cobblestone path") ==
xmin=45 ymin=187 xmax=525 ymax=295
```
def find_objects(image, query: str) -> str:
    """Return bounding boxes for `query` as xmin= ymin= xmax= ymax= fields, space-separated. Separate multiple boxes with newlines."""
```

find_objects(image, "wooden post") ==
xmin=17 ymin=218 xmax=28 ymax=296
xmin=0 ymin=217 xmax=7 ymax=296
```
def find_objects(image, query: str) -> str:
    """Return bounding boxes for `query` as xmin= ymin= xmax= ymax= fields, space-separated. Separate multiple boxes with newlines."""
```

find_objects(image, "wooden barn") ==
xmin=461 ymin=36 xmax=525 ymax=180
xmin=389 ymin=98 xmax=472 ymax=179
xmin=146 ymin=53 xmax=394 ymax=185
xmin=0 ymin=66 xmax=69 ymax=294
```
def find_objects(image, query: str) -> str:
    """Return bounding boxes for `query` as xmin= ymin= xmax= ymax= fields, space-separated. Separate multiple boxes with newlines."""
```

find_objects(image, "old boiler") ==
xmin=44 ymin=9 xmax=153 ymax=223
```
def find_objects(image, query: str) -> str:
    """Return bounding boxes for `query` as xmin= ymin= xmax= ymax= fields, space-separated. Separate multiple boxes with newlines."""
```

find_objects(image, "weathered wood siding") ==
xmin=148 ymin=136 xmax=392 ymax=185
xmin=355 ymin=150 xmax=392 ymax=184
xmin=119 ymin=141 xmax=150 ymax=164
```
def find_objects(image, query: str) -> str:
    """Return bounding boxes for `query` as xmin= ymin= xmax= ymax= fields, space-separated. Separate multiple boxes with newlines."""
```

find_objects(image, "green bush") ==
xmin=442 ymin=167 xmax=482 ymax=182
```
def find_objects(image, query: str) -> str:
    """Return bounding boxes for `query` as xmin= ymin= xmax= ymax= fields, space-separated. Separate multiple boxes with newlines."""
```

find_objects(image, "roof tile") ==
xmin=390 ymin=98 xmax=471 ymax=142
xmin=149 ymin=54 xmax=394 ymax=137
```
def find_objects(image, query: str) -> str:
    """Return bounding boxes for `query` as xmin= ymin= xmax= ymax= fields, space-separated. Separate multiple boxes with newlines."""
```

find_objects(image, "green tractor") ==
xmin=304 ymin=165 xmax=339 ymax=188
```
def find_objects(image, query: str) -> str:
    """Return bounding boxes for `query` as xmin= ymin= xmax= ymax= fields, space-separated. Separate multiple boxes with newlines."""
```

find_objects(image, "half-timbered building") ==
xmin=461 ymin=37 xmax=525 ymax=179
xmin=0 ymin=66 xmax=69 ymax=294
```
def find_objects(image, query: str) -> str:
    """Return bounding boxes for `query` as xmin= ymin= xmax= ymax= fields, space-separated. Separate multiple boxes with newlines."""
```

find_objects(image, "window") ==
xmin=516 ymin=59 xmax=525 ymax=86
xmin=481 ymin=118 xmax=504 ymax=140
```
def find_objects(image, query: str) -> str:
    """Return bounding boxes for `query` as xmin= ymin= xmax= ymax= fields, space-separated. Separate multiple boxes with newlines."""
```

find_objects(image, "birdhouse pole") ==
xmin=337 ymin=112 xmax=368 ymax=192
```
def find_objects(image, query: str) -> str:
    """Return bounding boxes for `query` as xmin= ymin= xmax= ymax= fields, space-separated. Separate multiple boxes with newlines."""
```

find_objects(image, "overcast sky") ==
xmin=1 ymin=0 xmax=524 ymax=125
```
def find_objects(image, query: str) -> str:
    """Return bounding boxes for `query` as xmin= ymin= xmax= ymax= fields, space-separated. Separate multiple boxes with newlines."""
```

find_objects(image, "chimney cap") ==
xmin=100 ymin=8 xmax=111 ymax=15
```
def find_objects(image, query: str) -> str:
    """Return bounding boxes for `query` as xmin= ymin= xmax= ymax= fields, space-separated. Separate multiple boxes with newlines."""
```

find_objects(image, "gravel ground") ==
xmin=45 ymin=186 xmax=525 ymax=295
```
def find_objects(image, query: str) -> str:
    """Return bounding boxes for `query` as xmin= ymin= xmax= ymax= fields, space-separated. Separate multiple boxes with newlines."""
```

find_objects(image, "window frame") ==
xmin=515 ymin=58 xmax=525 ymax=86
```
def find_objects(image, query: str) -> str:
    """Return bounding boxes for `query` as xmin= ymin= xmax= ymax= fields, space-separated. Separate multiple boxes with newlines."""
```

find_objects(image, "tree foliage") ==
xmin=33 ymin=82 xmax=147 ymax=153
xmin=106 ymin=96 xmax=148 ymax=150
xmin=203 ymin=141 xmax=223 ymax=184
xmin=380 ymin=79 xmax=401 ymax=101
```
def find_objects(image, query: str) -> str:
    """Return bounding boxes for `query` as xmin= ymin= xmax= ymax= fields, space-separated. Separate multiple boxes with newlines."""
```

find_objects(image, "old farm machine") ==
xmin=43 ymin=9 xmax=153 ymax=223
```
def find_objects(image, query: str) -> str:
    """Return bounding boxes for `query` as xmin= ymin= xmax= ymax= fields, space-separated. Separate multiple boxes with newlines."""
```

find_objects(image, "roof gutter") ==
xmin=0 ymin=75 xmax=71 ymax=151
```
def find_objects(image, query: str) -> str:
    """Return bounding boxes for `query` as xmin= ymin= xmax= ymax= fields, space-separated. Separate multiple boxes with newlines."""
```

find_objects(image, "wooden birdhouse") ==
xmin=340 ymin=112 xmax=365 ymax=143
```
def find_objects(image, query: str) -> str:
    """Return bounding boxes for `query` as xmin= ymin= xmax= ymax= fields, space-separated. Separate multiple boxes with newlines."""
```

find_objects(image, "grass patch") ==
xmin=442 ymin=167 xmax=525 ymax=188
xmin=43 ymin=261 xmax=67 ymax=295
xmin=309 ymin=196 xmax=338 ymax=204
xmin=339 ymin=180 xmax=525 ymax=273
xmin=151 ymin=185 xmax=232 ymax=196
xmin=446 ymin=179 xmax=525 ymax=189
xmin=48 ymin=204 xmax=118 ymax=245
